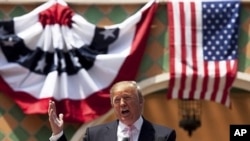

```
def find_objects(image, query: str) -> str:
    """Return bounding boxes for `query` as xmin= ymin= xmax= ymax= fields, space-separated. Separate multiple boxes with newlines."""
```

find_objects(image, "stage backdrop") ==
xmin=0 ymin=1 xmax=249 ymax=141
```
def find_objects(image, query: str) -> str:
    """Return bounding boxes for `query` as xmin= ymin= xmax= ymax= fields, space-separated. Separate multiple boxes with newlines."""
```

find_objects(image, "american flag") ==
xmin=167 ymin=0 xmax=240 ymax=107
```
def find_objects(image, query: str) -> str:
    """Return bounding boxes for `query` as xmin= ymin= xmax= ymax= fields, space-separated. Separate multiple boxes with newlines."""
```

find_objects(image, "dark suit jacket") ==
xmin=58 ymin=118 xmax=176 ymax=141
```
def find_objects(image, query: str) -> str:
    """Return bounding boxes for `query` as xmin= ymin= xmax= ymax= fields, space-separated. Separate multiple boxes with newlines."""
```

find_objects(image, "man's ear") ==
xmin=139 ymin=99 xmax=144 ymax=106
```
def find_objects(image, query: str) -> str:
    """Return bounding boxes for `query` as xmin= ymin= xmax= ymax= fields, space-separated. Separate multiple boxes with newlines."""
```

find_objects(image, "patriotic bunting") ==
xmin=0 ymin=0 xmax=158 ymax=123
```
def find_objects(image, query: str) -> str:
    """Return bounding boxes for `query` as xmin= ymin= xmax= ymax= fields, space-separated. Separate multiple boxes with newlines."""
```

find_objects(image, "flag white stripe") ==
xmin=17 ymin=23 xmax=43 ymax=50
xmin=71 ymin=14 xmax=96 ymax=47
xmin=216 ymin=61 xmax=227 ymax=103
xmin=172 ymin=1 xmax=181 ymax=98
xmin=205 ymin=61 xmax=215 ymax=100
xmin=44 ymin=26 xmax=54 ymax=51
xmin=194 ymin=0 xmax=204 ymax=99
xmin=183 ymin=1 xmax=193 ymax=99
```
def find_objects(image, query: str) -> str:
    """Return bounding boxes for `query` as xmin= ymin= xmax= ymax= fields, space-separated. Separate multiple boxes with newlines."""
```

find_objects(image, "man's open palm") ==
xmin=48 ymin=100 xmax=64 ymax=135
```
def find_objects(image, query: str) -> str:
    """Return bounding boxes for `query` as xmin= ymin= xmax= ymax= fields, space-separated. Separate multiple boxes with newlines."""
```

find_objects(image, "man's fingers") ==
xmin=59 ymin=113 xmax=63 ymax=120
xmin=48 ymin=101 xmax=52 ymax=114
xmin=48 ymin=109 xmax=55 ymax=121
xmin=48 ymin=100 xmax=57 ymax=115
xmin=51 ymin=101 xmax=56 ymax=111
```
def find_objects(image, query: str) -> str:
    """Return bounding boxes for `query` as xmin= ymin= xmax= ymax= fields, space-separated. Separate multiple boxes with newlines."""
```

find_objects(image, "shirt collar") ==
xmin=118 ymin=116 xmax=143 ymax=131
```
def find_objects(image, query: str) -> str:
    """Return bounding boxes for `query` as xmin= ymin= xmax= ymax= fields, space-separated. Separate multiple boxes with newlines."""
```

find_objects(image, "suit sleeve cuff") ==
xmin=49 ymin=131 xmax=63 ymax=141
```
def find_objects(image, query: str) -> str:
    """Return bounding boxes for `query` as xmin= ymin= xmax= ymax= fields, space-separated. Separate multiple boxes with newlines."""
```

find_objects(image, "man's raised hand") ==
xmin=48 ymin=100 xmax=64 ymax=135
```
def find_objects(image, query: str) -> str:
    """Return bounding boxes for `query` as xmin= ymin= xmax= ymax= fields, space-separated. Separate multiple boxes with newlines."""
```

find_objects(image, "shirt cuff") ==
xmin=49 ymin=131 xmax=63 ymax=141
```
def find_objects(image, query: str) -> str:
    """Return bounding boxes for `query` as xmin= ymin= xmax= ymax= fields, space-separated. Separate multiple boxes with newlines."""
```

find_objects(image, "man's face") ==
xmin=112 ymin=85 xmax=143 ymax=126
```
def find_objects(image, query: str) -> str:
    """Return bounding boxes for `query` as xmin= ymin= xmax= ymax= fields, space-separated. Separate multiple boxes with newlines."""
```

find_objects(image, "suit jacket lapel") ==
xmin=138 ymin=119 xmax=155 ymax=141
xmin=103 ymin=120 xmax=119 ymax=141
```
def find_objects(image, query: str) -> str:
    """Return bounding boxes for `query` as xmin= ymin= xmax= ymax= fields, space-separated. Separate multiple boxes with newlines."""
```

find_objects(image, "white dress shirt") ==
xmin=49 ymin=116 xmax=143 ymax=141
xmin=117 ymin=116 xmax=143 ymax=141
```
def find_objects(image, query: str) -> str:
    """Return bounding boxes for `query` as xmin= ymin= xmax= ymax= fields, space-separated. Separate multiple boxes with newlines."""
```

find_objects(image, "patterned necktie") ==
xmin=122 ymin=125 xmax=136 ymax=141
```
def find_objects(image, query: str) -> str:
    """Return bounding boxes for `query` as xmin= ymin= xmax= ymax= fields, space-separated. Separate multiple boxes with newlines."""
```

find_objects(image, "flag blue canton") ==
xmin=202 ymin=1 xmax=240 ymax=61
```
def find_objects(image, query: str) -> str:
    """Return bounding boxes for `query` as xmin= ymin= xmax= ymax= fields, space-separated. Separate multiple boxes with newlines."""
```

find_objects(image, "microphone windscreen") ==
xmin=122 ymin=137 xmax=129 ymax=141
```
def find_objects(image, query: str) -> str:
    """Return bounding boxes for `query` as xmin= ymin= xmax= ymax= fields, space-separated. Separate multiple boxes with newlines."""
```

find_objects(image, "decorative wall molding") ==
xmin=139 ymin=72 xmax=250 ymax=95
xmin=1 ymin=0 xmax=250 ymax=4
xmin=0 ymin=0 xmax=158 ymax=4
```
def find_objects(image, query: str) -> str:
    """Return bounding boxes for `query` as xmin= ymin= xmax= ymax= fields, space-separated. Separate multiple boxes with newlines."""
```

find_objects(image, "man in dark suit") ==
xmin=48 ymin=81 xmax=176 ymax=141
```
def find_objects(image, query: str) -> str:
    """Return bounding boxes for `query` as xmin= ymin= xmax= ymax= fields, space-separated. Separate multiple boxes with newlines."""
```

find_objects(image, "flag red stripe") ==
xmin=221 ymin=60 xmax=237 ymax=106
xmin=211 ymin=62 xmax=220 ymax=101
xmin=0 ymin=75 xmax=111 ymax=123
xmin=167 ymin=2 xmax=175 ymax=99
xmin=221 ymin=61 xmax=231 ymax=105
xmin=179 ymin=2 xmax=187 ymax=99
xmin=189 ymin=2 xmax=198 ymax=99
xmin=200 ymin=62 xmax=209 ymax=99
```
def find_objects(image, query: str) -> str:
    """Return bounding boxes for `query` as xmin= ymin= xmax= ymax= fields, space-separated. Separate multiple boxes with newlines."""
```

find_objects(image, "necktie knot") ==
xmin=129 ymin=125 xmax=136 ymax=131
xmin=122 ymin=125 xmax=136 ymax=133
xmin=122 ymin=125 xmax=136 ymax=141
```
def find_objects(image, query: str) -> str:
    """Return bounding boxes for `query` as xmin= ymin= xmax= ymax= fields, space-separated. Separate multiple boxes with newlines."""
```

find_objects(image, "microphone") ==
xmin=122 ymin=137 xmax=129 ymax=141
